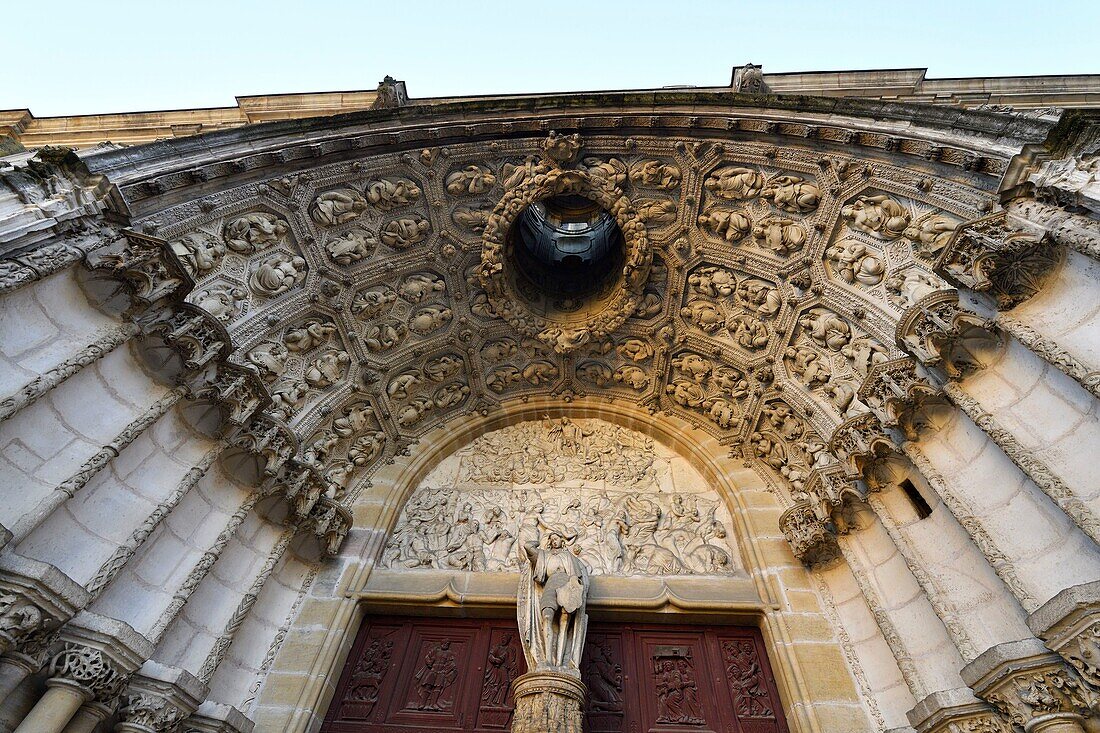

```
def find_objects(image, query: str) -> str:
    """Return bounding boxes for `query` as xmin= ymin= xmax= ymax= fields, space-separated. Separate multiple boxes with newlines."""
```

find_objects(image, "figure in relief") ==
xmin=310 ymin=190 xmax=368 ymax=227
xmin=482 ymin=633 xmax=519 ymax=707
xmin=655 ymin=657 xmax=706 ymax=725
xmin=518 ymin=532 xmax=590 ymax=672
xmin=414 ymin=640 xmax=458 ymax=711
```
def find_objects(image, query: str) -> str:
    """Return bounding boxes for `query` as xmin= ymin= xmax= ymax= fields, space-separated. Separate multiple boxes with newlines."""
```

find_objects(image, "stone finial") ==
xmin=371 ymin=76 xmax=408 ymax=110
xmin=734 ymin=63 xmax=766 ymax=94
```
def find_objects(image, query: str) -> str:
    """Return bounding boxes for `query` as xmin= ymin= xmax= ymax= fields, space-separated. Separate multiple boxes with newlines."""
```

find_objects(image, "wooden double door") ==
xmin=322 ymin=615 xmax=789 ymax=733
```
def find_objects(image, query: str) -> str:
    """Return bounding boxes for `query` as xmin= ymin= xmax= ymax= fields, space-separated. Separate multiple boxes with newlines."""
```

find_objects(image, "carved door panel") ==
xmin=385 ymin=625 xmax=480 ymax=727
xmin=323 ymin=617 xmax=528 ymax=732
xmin=633 ymin=630 xmax=723 ymax=732
xmin=709 ymin=631 xmax=786 ymax=733
xmin=323 ymin=617 xmax=787 ymax=733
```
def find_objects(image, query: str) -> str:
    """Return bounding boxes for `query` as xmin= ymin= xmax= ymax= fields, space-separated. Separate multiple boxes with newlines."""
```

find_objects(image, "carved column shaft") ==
xmin=995 ymin=315 xmax=1100 ymax=401
xmin=866 ymin=494 xmax=978 ymax=662
xmin=941 ymin=382 xmax=1100 ymax=544
xmin=85 ymin=439 xmax=229 ymax=599
xmin=196 ymin=527 xmax=293 ymax=684
xmin=8 ymin=386 xmax=187 ymax=544
xmin=149 ymin=493 xmax=260 ymax=643
xmin=0 ymin=322 xmax=141 ymax=423
xmin=900 ymin=442 xmax=1037 ymax=611
xmin=837 ymin=532 xmax=931 ymax=700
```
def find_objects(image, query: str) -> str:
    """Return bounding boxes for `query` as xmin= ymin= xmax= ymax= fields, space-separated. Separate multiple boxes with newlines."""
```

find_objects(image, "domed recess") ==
xmin=509 ymin=194 xmax=625 ymax=302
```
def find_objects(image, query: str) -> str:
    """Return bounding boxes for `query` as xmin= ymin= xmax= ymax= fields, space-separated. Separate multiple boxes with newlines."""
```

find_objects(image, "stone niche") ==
xmin=379 ymin=417 xmax=744 ymax=579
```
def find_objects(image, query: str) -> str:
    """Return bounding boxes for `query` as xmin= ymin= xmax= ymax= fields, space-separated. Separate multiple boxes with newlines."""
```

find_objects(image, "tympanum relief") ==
xmin=381 ymin=418 xmax=742 ymax=577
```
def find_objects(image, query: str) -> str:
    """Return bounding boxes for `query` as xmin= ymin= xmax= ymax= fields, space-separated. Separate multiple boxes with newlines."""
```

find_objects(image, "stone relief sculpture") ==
xmin=325 ymin=230 xmax=376 ymax=265
xmin=365 ymin=177 xmax=422 ymax=210
xmin=381 ymin=418 xmax=740 ymax=576
xmin=223 ymin=212 xmax=289 ymax=253
xmin=842 ymin=194 xmax=911 ymax=239
xmin=310 ymin=189 xmax=369 ymax=227
xmin=380 ymin=216 xmax=430 ymax=248
xmin=249 ymin=252 xmax=307 ymax=297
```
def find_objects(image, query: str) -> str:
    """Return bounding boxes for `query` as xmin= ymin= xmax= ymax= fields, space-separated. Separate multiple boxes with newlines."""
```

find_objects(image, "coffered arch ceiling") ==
xmin=83 ymin=91 xmax=1044 ymax=518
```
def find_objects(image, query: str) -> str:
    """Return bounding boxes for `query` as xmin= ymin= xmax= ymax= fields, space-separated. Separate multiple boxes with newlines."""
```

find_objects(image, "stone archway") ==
xmin=255 ymin=401 xmax=866 ymax=733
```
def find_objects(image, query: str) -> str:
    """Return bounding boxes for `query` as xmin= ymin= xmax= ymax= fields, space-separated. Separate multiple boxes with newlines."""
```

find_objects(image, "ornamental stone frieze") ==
xmin=961 ymin=638 xmax=1098 ymax=732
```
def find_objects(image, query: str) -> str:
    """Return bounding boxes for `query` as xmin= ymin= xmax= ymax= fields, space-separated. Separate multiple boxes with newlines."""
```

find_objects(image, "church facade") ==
xmin=1 ymin=66 xmax=1099 ymax=732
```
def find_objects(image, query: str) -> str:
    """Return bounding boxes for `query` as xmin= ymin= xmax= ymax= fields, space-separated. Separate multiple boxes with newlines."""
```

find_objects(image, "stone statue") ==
xmin=512 ymin=532 xmax=591 ymax=733
xmin=517 ymin=532 xmax=589 ymax=673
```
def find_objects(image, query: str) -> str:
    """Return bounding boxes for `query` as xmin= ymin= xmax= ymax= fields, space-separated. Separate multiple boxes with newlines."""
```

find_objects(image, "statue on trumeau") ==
xmin=517 ymin=532 xmax=590 ymax=674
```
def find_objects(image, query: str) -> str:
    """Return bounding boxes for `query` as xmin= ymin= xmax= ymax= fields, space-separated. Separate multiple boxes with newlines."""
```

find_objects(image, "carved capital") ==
xmin=907 ymin=687 xmax=1013 ymax=733
xmin=0 ymin=553 xmax=88 ymax=656
xmin=962 ymin=638 xmax=1097 ymax=732
xmin=1029 ymin=581 xmax=1100 ymax=691
xmin=47 ymin=643 xmax=127 ymax=702
xmin=49 ymin=611 xmax=153 ymax=703
xmin=779 ymin=502 xmax=840 ymax=567
xmin=936 ymin=211 xmax=1061 ymax=310
xmin=117 ymin=663 xmax=206 ymax=733
xmin=896 ymin=290 xmax=1003 ymax=379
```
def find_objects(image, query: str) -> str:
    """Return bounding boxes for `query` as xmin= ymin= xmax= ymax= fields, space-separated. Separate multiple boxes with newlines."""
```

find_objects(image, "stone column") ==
xmin=58 ymin=702 xmax=112 ymax=733
xmin=0 ymin=322 xmax=141 ymax=423
xmin=8 ymin=386 xmax=187 ymax=544
xmin=13 ymin=681 xmax=90 ymax=733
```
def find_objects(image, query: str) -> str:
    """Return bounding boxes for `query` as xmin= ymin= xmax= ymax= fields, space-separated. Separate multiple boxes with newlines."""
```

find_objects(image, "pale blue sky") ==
xmin=4 ymin=0 xmax=1097 ymax=116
